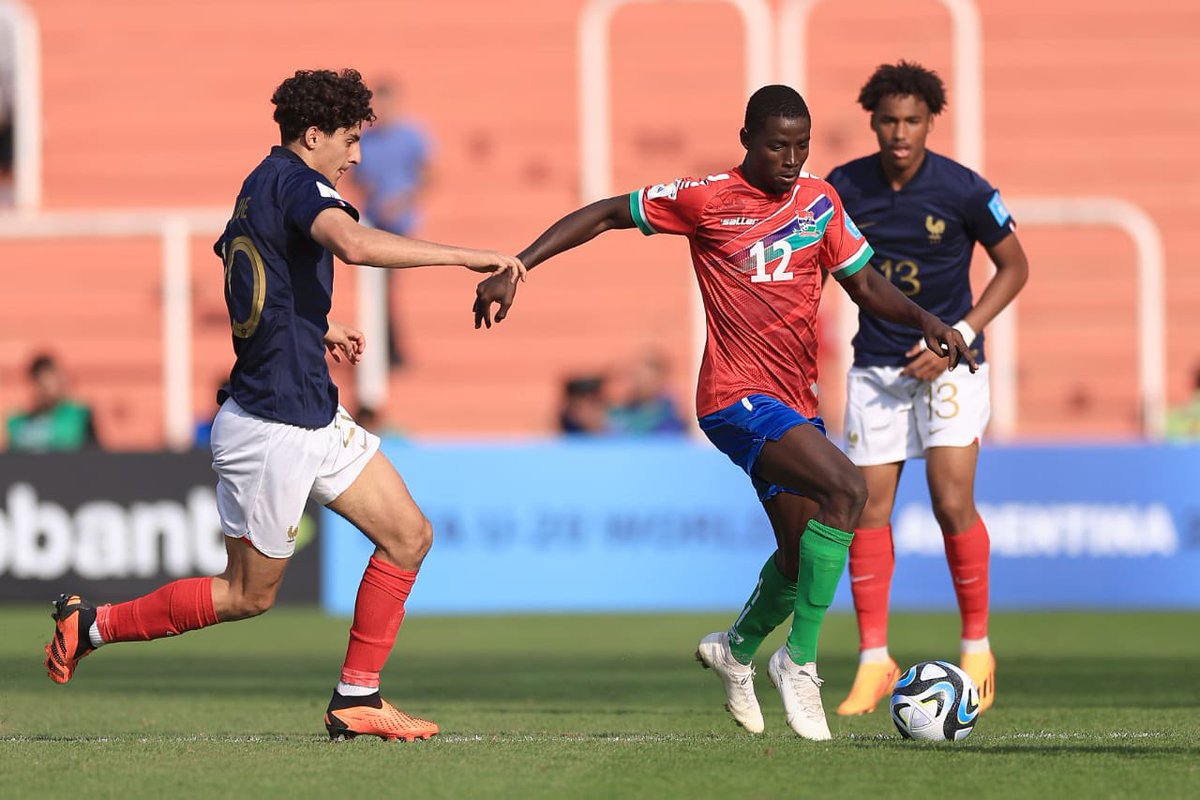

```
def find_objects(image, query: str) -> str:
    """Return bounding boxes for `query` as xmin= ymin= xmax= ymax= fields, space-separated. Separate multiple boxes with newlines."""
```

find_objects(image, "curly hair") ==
xmin=271 ymin=69 xmax=376 ymax=142
xmin=744 ymin=84 xmax=810 ymax=135
xmin=857 ymin=61 xmax=947 ymax=115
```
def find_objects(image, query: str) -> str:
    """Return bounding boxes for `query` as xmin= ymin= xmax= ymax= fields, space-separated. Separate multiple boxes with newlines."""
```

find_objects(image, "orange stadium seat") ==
xmin=0 ymin=0 xmax=1194 ymax=448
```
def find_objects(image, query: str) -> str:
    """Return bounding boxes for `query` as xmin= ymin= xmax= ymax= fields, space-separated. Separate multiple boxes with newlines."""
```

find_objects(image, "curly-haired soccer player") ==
xmin=43 ymin=69 xmax=525 ymax=742
xmin=827 ymin=61 xmax=1029 ymax=716
xmin=472 ymin=85 xmax=974 ymax=740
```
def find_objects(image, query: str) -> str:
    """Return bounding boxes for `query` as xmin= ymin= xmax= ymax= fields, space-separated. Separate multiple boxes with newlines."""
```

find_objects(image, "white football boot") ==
xmin=768 ymin=646 xmax=832 ymax=740
xmin=695 ymin=632 xmax=765 ymax=734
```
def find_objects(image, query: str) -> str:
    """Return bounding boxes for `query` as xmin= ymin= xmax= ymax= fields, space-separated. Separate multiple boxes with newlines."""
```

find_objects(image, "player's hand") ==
xmin=465 ymin=250 xmax=527 ymax=284
xmin=325 ymin=321 xmax=365 ymax=365
xmin=918 ymin=318 xmax=977 ymax=374
xmin=473 ymin=272 xmax=518 ymax=329
xmin=902 ymin=341 xmax=952 ymax=381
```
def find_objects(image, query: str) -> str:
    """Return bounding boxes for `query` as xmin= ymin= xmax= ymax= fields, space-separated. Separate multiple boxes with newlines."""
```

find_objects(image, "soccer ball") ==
xmin=890 ymin=660 xmax=980 ymax=741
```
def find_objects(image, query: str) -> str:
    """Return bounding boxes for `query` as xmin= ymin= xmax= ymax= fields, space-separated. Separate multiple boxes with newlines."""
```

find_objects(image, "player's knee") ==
xmin=933 ymin=498 xmax=977 ymax=536
xmin=378 ymin=512 xmax=432 ymax=566
xmin=412 ymin=515 xmax=433 ymax=560
xmin=227 ymin=589 xmax=276 ymax=620
xmin=821 ymin=468 xmax=868 ymax=527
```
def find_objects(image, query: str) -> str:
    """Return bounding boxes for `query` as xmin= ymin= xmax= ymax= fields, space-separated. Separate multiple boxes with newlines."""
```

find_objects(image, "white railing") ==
xmin=1 ymin=0 xmax=1171 ymax=444
xmin=582 ymin=0 xmax=1167 ymax=439
xmin=1006 ymin=197 xmax=1166 ymax=438
xmin=1 ymin=0 xmax=41 ymax=211
xmin=0 ymin=209 xmax=227 ymax=450
xmin=578 ymin=0 xmax=773 ymax=202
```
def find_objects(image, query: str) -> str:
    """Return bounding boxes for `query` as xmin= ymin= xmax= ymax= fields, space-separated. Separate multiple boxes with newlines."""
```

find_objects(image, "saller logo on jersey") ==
xmin=721 ymin=217 xmax=759 ymax=226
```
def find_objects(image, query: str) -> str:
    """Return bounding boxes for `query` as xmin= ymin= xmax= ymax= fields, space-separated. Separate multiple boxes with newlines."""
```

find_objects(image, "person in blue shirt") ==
xmin=351 ymin=78 xmax=431 ymax=366
xmin=607 ymin=349 xmax=687 ymax=436
xmin=42 ymin=68 xmax=525 ymax=743
xmin=826 ymin=62 xmax=1028 ymax=717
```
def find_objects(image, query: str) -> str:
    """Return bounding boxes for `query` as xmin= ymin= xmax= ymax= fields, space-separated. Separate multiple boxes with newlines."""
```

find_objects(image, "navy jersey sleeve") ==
xmin=280 ymin=170 xmax=360 ymax=236
xmin=962 ymin=172 xmax=1015 ymax=248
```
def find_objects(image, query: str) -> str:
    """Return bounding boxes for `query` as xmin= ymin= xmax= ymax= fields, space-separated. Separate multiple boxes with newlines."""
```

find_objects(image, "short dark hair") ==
xmin=271 ymin=69 xmax=376 ymax=142
xmin=857 ymin=61 xmax=947 ymax=115
xmin=744 ymin=85 xmax=810 ymax=136
xmin=28 ymin=353 xmax=57 ymax=379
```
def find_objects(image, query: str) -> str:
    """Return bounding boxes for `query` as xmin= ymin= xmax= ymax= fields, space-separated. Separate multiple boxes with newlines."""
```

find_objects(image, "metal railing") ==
xmin=578 ymin=0 xmax=1168 ymax=439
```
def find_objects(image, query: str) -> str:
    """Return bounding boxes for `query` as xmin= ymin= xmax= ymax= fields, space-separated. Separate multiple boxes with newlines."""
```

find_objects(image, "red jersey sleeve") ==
xmin=629 ymin=176 xmax=723 ymax=237
xmin=820 ymin=186 xmax=874 ymax=281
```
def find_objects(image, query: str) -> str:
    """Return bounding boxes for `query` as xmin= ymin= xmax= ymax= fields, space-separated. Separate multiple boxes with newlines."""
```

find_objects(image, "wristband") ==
xmin=952 ymin=319 xmax=977 ymax=347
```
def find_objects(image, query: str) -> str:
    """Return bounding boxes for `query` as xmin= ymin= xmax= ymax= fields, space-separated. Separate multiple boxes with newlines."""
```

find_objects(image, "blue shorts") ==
xmin=698 ymin=394 xmax=826 ymax=502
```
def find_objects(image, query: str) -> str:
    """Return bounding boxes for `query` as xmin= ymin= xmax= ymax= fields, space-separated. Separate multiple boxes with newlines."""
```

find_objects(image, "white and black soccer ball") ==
xmin=890 ymin=660 xmax=980 ymax=741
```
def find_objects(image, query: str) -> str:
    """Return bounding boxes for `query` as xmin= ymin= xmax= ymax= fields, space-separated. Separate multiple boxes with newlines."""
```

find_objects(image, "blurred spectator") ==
xmin=354 ymin=78 xmax=432 ymax=368
xmin=1165 ymin=363 xmax=1200 ymax=441
xmin=607 ymin=349 xmax=687 ymax=436
xmin=6 ymin=354 xmax=100 ymax=451
xmin=0 ymin=13 xmax=15 ymax=205
xmin=559 ymin=374 xmax=610 ymax=435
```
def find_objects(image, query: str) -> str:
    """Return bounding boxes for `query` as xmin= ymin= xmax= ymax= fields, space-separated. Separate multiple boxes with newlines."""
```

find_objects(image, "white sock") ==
xmin=962 ymin=637 xmax=990 ymax=655
xmin=860 ymin=646 xmax=890 ymax=664
xmin=88 ymin=621 xmax=105 ymax=649
xmin=336 ymin=681 xmax=378 ymax=697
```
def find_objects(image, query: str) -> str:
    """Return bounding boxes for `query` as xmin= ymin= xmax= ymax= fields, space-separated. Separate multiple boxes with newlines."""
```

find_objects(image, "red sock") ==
xmin=848 ymin=525 xmax=895 ymax=650
xmin=944 ymin=516 xmax=990 ymax=640
xmin=96 ymin=577 xmax=218 ymax=643
xmin=340 ymin=556 xmax=418 ymax=688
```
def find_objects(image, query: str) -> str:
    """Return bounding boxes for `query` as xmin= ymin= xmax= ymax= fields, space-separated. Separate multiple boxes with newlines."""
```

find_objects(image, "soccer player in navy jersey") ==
xmin=43 ymin=69 xmax=524 ymax=742
xmin=473 ymin=85 xmax=974 ymax=739
xmin=826 ymin=62 xmax=1029 ymax=716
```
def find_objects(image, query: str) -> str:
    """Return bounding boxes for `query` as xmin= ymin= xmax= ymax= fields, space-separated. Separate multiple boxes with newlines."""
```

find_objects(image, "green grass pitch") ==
xmin=1 ymin=607 xmax=1197 ymax=798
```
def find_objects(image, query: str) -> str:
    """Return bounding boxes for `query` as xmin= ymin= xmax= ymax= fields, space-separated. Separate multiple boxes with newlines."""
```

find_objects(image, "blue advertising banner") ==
xmin=321 ymin=441 xmax=1199 ymax=615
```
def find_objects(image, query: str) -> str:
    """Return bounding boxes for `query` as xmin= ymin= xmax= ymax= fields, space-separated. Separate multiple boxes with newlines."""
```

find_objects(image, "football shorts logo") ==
xmin=925 ymin=215 xmax=946 ymax=244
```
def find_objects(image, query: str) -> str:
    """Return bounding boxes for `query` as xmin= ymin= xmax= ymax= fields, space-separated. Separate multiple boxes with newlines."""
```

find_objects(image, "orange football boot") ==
xmin=835 ymin=658 xmax=901 ymax=716
xmin=960 ymin=651 xmax=996 ymax=713
xmin=325 ymin=697 xmax=439 ymax=742
xmin=45 ymin=594 xmax=96 ymax=684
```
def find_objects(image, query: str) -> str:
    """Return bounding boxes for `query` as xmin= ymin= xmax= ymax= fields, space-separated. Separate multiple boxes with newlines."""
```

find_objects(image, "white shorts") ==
xmin=210 ymin=398 xmax=380 ymax=558
xmin=844 ymin=363 xmax=990 ymax=466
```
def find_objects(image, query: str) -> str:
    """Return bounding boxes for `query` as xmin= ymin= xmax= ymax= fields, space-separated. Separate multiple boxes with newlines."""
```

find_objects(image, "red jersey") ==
xmin=629 ymin=167 xmax=873 ymax=418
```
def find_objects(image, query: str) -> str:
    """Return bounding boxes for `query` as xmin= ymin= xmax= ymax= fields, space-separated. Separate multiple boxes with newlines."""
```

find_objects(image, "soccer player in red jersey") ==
xmin=827 ymin=63 xmax=1029 ymax=717
xmin=43 ymin=69 xmax=525 ymax=742
xmin=473 ymin=85 xmax=973 ymax=739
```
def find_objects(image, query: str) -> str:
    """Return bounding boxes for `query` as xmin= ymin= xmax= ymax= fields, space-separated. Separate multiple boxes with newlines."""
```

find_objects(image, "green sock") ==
xmin=727 ymin=553 xmax=797 ymax=665
xmin=786 ymin=520 xmax=854 ymax=664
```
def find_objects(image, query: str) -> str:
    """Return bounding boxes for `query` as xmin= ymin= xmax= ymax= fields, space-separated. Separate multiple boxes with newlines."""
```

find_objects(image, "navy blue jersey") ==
xmin=213 ymin=146 xmax=359 ymax=428
xmin=827 ymin=151 xmax=1014 ymax=367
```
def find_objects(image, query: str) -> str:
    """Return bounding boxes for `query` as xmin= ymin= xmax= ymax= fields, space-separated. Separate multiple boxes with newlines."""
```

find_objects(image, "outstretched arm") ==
xmin=310 ymin=207 xmax=525 ymax=281
xmin=841 ymin=266 xmax=977 ymax=373
xmin=473 ymin=196 xmax=634 ymax=328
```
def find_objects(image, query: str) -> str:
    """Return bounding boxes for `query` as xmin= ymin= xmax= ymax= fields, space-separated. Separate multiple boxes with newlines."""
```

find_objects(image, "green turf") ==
xmin=1 ymin=607 xmax=1197 ymax=799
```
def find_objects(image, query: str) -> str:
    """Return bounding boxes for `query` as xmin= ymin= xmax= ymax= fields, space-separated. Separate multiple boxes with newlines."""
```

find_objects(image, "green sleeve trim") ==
xmin=831 ymin=243 xmax=873 ymax=281
xmin=629 ymin=190 xmax=656 ymax=236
